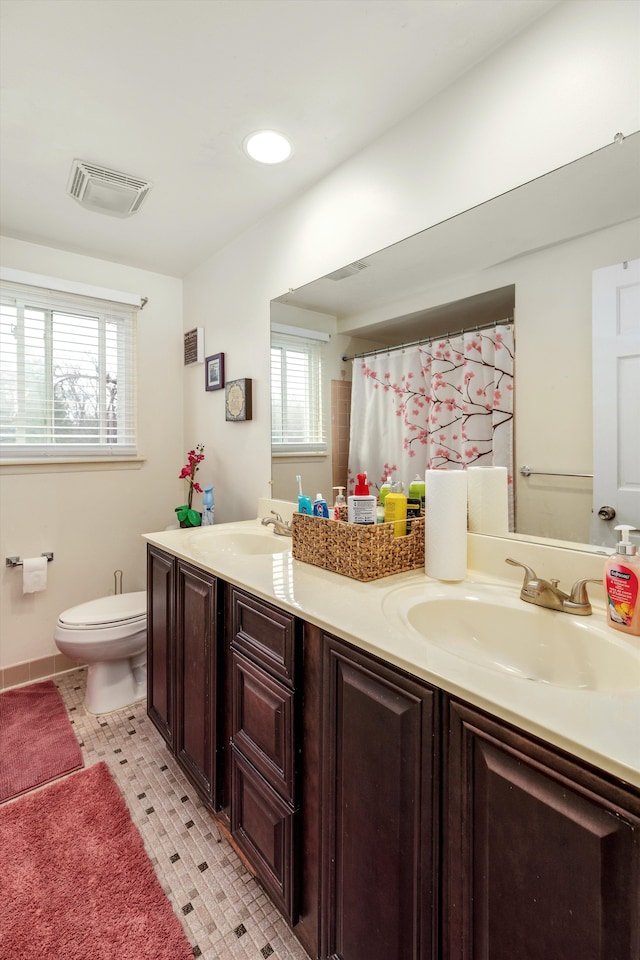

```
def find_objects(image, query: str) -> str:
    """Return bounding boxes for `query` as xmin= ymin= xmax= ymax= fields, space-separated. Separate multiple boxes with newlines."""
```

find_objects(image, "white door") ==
xmin=591 ymin=258 xmax=640 ymax=548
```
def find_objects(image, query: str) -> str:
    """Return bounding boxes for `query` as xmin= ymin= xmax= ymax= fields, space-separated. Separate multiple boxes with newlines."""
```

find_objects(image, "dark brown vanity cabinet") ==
xmin=229 ymin=588 xmax=302 ymax=925
xmin=147 ymin=559 xmax=640 ymax=960
xmin=320 ymin=631 xmax=440 ymax=960
xmin=444 ymin=699 xmax=640 ymax=960
xmin=147 ymin=544 xmax=175 ymax=747
xmin=146 ymin=546 xmax=222 ymax=809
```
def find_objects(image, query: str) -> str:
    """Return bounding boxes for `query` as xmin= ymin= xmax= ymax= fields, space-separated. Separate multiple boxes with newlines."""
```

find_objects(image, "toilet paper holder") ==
xmin=6 ymin=552 xmax=54 ymax=567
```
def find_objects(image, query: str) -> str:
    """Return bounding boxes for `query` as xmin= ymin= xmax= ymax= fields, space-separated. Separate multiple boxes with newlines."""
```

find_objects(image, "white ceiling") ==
xmin=0 ymin=0 xmax=558 ymax=278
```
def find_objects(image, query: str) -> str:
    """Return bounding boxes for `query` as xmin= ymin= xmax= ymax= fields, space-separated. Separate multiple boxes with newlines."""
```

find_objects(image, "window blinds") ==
xmin=0 ymin=279 xmax=137 ymax=458
xmin=271 ymin=329 xmax=327 ymax=452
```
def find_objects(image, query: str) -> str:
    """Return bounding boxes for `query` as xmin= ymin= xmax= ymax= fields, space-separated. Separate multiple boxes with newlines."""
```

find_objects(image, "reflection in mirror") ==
xmin=271 ymin=133 xmax=640 ymax=550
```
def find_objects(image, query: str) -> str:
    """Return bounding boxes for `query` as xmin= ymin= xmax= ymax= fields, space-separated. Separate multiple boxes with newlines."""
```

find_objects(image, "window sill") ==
xmin=272 ymin=451 xmax=328 ymax=460
xmin=0 ymin=455 xmax=147 ymax=475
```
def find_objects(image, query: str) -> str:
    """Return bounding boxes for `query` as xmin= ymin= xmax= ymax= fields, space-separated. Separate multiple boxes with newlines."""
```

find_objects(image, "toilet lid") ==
xmin=58 ymin=591 xmax=147 ymax=627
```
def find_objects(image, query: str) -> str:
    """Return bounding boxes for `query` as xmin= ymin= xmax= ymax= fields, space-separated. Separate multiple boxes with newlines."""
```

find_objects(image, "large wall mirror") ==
xmin=271 ymin=132 xmax=640 ymax=552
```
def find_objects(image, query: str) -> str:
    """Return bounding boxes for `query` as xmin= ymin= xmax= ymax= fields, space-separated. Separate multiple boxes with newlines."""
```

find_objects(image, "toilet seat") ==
xmin=57 ymin=591 xmax=146 ymax=630
xmin=54 ymin=591 xmax=147 ymax=714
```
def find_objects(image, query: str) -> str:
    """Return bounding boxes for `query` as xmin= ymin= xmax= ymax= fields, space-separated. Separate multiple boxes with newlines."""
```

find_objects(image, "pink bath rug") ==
xmin=0 ymin=760 xmax=194 ymax=959
xmin=0 ymin=679 xmax=83 ymax=803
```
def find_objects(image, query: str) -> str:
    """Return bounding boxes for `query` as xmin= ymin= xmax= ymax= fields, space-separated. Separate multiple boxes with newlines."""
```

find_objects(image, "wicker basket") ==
xmin=292 ymin=511 xmax=425 ymax=582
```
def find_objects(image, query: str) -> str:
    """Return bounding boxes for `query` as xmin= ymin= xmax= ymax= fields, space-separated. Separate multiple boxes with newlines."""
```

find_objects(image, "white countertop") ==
xmin=144 ymin=519 xmax=640 ymax=790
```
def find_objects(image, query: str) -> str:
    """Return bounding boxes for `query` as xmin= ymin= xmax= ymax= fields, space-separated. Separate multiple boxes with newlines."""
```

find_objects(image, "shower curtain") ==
xmin=348 ymin=323 xmax=514 ymax=525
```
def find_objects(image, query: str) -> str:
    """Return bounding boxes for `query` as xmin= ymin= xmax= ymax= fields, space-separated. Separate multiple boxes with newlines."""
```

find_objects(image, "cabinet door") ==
xmin=321 ymin=634 xmax=439 ymax=960
xmin=175 ymin=560 xmax=219 ymax=808
xmin=232 ymin=588 xmax=297 ymax=686
xmin=146 ymin=545 xmax=175 ymax=747
xmin=230 ymin=745 xmax=298 ymax=923
xmin=231 ymin=647 xmax=296 ymax=800
xmin=445 ymin=699 xmax=640 ymax=960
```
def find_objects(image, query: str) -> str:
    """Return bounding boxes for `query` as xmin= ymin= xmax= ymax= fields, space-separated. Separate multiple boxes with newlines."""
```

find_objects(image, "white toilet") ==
xmin=54 ymin=591 xmax=147 ymax=715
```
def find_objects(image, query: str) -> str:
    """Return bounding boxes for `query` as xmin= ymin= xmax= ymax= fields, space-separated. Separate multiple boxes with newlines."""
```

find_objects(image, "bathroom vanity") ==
xmin=144 ymin=521 xmax=640 ymax=960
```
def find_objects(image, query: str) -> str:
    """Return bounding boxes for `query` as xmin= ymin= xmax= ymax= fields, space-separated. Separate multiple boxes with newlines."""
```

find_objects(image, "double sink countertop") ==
xmin=144 ymin=518 xmax=640 ymax=790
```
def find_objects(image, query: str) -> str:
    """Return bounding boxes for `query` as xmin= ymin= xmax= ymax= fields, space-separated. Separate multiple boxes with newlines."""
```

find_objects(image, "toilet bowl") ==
xmin=54 ymin=591 xmax=147 ymax=715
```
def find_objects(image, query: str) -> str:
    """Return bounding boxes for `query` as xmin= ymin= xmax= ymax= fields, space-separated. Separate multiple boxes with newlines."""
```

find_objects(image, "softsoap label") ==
xmin=606 ymin=565 xmax=638 ymax=627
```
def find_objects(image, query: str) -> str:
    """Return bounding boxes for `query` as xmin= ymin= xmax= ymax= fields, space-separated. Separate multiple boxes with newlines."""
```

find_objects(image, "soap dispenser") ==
xmin=604 ymin=525 xmax=640 ymax=636
xmin=332 ymin=486 xmax=346 ymax=520
xmin=347 ymin=473 xmax=377 ymax=525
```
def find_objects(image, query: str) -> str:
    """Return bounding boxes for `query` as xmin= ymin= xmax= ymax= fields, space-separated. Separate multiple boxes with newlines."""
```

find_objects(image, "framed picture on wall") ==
xmin=225 ymin=378 xmax=253 ymax=421
xmin=205 ymin=353 xmax=225 ymax=391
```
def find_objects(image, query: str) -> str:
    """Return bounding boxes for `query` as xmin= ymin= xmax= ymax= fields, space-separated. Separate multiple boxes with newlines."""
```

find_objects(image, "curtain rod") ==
xmin=341 ymin=318 xmax=513 ymax=362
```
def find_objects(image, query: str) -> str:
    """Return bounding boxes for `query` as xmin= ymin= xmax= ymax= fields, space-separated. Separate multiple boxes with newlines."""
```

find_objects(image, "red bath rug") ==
xmin=0 ymin=761 xmax=194 ymax=959
xmin=0 ymin=679 xmax=83 ymax=803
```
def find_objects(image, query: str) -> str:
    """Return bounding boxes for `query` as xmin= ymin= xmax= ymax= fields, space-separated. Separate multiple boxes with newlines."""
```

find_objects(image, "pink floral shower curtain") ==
xmin=348 ymin=323 xmax=514 ymax=524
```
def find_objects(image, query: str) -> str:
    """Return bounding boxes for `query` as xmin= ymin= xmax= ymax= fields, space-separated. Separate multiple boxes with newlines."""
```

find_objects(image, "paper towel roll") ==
xmin=467 ymin=466 xmax=509 ymax=535
xmin=23 ymin=556 xmax=48 ymax=595
xmin=425 ymin=469 xmax=467 ymax=581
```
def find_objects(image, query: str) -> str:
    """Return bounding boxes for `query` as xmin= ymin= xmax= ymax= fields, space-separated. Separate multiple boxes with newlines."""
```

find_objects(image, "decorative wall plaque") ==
xmin=184 ymin=327 xmax=204 ymax=365
xmin=225 ymin=378 xmax=253 ymax=421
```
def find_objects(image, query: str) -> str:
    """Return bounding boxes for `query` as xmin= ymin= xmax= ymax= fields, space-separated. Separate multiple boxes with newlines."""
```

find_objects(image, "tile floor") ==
xmin=55 ymin=669 xmax=309 ymax=960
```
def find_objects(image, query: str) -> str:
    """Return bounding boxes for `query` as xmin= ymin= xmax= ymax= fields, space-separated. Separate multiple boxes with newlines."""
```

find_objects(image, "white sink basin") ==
xmin=188 ymin=528 xmax=292 ymax=556
xmin=383 ymin=582 xmax=640 ymax=692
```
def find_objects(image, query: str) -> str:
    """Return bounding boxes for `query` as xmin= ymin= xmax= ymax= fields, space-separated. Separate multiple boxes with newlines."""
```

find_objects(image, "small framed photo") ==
xmin=205 ymin=353 xmax=225 ymax=391
xmin=225 ymin=378 xmax=253 ymax=421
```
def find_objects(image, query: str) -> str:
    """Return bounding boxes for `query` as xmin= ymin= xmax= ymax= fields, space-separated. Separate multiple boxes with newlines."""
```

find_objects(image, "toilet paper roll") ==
xmin=425 ymin=469 xmax=468 ymax=581
xmin=467 ymin=466 xmax=509 ymax=535
xmin=23 ymin=556 xmax=48 ymax=595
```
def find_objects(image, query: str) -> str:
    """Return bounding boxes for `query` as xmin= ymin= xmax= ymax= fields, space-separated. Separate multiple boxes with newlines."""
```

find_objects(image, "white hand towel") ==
xmin=23 ymin=556 xmax=48 ymax=594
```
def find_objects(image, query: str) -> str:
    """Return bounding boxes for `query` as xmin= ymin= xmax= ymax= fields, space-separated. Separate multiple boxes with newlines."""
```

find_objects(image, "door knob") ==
xmin=598 ymin=505 xmax=616 ymax=521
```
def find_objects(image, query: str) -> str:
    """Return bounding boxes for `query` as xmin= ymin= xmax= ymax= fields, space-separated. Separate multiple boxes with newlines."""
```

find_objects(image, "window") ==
xmin=271 ymin=327 xmax=327 ymax=454
xmin=0 ymin=279 xmax=137 ymax=459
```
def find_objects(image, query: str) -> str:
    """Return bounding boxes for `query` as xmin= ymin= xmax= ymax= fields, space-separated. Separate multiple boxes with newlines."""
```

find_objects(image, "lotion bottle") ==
xmin=348 ymin=473 xmax=377 ymax=525
xmin=604 ymin=525 xmax=640 ymax=636
xmin=383 ymin=481 xmax=408 ymax=537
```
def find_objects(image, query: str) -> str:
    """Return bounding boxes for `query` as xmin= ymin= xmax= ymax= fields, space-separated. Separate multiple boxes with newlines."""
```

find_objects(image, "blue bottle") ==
xmin=202 ymin=485 xmax=214 ymax=525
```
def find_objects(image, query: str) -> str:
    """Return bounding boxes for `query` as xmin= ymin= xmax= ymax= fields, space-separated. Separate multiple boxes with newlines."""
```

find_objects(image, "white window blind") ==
xmin=0 ymin=279 xmax=137 ymax=458
xmin=271 ymin=329 xmax=327 ymax=453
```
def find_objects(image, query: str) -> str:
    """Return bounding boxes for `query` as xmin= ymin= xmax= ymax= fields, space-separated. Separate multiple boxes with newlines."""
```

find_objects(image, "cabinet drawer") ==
xmin=230 ymin=746 xmax=298 ymax=923
xmin=232 ymin=648 xmax=295 ymax=801
xmin=232 ymin=588 xmax=296 ymax=685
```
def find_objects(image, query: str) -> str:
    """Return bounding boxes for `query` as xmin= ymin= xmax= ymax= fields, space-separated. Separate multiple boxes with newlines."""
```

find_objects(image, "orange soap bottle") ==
xmin=604 ymin=525 xmax=640 ymax=636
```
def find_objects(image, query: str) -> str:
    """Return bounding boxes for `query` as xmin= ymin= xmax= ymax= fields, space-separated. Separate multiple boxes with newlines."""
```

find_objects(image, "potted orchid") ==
xmin=175 ymin=443 xmax=205 ymax=527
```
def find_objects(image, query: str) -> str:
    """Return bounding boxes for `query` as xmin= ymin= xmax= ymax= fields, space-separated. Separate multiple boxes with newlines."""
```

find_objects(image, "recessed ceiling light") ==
xmin=243 ymin=130 xmax=292 ymax=164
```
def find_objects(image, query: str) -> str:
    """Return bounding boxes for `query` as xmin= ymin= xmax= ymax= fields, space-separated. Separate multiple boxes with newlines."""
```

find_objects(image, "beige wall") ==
xmin=2 ymin=1 xmax=638 ymax=673
xmin=182 ymin=1 xmax=640 ymax=531
xmin=0 ymin=237 xmax=184 ymax=671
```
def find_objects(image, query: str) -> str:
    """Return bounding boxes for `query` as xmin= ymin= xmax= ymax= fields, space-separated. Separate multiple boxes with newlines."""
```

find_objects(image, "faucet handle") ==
xmin=569 ymin=577 xmax=603 ymax=605
xmin=505 ymin=557 xmax=538 ymax=585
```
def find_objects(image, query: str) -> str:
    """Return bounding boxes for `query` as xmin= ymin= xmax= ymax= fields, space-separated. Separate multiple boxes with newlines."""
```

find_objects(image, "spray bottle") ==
xmin=202 ymin=485 xmax=215 ymax=525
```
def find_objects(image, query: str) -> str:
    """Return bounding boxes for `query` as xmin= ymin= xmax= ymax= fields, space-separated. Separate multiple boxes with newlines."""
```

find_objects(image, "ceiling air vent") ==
xmin=324 ymin=260 xmax=368 ymax=282
xmin=67 ymin=160 xmax=152 ymax=217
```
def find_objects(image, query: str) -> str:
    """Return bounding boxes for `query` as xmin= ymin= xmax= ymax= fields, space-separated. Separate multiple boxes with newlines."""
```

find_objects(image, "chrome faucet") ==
xmin=261 ymin=511 xmax=293 ymax=537
xmin=505 ymin=558 xmax=602 ymax=616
